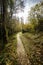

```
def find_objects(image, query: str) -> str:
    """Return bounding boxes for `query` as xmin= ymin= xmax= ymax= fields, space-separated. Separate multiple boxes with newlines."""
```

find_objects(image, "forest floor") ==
xmin=20 ymin=32 xmax=43 ymax=65
xmin=0 ymin=32 xmax=43 ymax=65
xmin=16 ymin=33 xmax=30 ymax=65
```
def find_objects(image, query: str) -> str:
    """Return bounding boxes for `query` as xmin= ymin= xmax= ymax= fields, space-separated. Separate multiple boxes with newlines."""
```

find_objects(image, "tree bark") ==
xmin=2 ymin=0 xmax=8 ymax=44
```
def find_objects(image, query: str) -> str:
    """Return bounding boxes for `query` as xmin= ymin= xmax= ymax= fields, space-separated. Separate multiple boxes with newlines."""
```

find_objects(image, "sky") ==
xmin=13 ymin=0 xmax=43 ymax=24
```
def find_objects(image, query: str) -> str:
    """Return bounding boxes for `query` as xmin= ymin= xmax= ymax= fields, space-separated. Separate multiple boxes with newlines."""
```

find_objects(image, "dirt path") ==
xmin=17 ymin=33 xmax=30 ymax=65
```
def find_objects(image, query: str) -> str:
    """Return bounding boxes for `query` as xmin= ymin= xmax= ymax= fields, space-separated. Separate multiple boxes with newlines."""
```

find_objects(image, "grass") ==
xmin=20 ymin=32 xmax=43 ymax=65
xmin=0 ymin=33 xmax=18 ymax=65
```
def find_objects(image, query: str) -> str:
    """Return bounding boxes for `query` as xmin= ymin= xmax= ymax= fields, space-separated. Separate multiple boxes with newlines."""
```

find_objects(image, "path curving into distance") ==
xmin=17 ymin=33 xmax=30 ymax=65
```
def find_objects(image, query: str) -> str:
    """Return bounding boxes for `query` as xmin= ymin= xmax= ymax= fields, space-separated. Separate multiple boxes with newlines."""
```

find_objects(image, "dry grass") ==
xmin=20 ymin=32 xmax=43 ymax=65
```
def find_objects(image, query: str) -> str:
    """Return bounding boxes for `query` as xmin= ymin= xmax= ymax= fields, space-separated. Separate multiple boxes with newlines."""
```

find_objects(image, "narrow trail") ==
xmin=17 ymin=33 xmax=30 ymax=65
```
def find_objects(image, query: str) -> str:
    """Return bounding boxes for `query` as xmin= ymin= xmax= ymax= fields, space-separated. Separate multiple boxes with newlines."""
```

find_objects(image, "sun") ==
xmin=13 ymin=4 xmax=31 ymax=24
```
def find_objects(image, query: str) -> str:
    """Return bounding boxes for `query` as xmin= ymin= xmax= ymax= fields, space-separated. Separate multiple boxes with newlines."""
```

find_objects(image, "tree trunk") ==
xmin=2 ymin=0 xmax=8 ymax=44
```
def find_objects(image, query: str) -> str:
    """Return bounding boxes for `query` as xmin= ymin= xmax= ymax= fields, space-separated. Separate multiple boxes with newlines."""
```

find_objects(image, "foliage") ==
xmin=21 ymin=33 xmax=43 ymax=65
xmin=22 ymin=2 xmax=43 ymax=33
xmin=28 ymin=2 xmax=43 ymax=33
